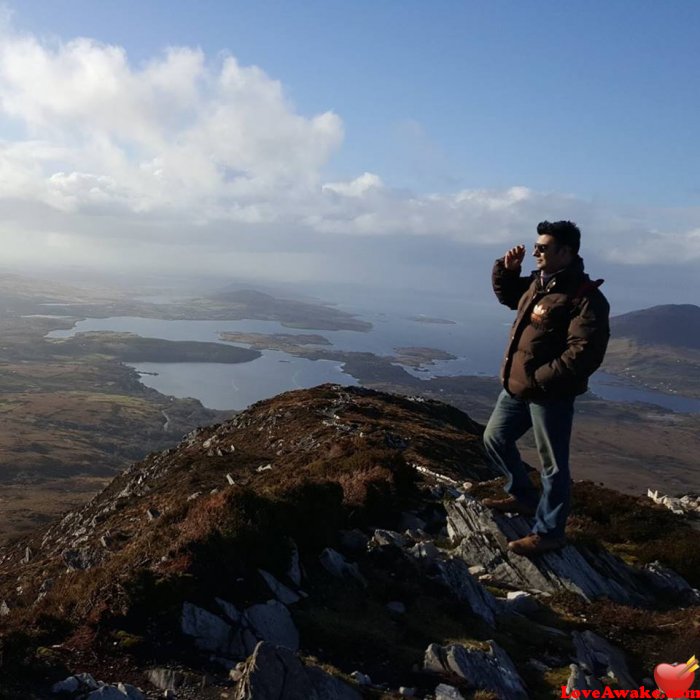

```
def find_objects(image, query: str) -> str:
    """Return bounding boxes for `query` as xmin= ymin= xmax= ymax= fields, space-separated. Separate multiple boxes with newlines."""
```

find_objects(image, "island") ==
xmin=409 ymin=315 xmax=457 ymax=325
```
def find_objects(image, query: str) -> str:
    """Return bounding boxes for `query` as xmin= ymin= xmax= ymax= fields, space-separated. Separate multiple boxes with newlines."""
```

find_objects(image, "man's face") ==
xmin=533 ymin=234 xmax=573 ymax=274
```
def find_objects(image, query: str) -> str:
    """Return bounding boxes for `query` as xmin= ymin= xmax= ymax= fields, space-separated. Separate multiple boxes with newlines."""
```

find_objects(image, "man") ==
xmin=482 ymin=220 xmax=610 ymax=556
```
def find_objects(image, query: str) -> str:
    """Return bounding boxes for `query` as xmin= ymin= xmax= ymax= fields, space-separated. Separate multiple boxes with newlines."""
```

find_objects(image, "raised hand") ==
xmin=504 ymin=244 xmax=526 ymax=271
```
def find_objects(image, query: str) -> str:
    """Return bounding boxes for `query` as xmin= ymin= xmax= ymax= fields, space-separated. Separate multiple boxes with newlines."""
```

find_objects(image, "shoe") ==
xmin=480 ymin=495 xmax=536 ymax=517
xmin=507 ymin=532 xmax=566 ymax=556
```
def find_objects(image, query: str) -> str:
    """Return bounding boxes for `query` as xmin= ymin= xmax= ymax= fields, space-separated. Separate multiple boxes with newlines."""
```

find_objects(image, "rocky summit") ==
xmin=0 ymin=384 xmax=699 ymax=699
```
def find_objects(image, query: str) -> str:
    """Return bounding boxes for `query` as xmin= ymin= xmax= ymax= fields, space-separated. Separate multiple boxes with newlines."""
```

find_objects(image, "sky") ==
xmin=0 ymin=1 xmax=698 ymax=311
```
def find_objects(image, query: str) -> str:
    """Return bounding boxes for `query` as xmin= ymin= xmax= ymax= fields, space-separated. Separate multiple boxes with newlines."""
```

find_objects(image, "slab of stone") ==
xmin=434 ymin=557 xmax=499 ymax=627
xmin=569 ymin=630 xmax=636 ymax=690
xmin=235 ymin=642 xmax=361 ymax=700
xmin=446 ymin=495 xmax=654 ymax=605
xmin=424 ymin=641 xmax=528 ymax=700
xmin=181 ymin=602 xmax=246 ymax=658
xmin=641 ymin=561 xmax=700 ymax=604
xmin=259 ymin=569 xmax=301 ymax=605
xmin=434 ymin=684 xmax=465 ymax=700
xmin=244 ymin=600 xmax=299 ymax=651
xmin=319 ymin=548 xmax=367 ymax=587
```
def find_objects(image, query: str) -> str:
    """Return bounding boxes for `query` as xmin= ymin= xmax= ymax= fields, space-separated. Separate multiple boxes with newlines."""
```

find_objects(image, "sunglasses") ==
xmin=533 ymin=243 xmax=551 ymax=253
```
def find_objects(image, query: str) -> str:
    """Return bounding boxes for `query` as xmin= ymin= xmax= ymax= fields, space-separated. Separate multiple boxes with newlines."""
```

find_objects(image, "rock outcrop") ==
xmin=447 ymin=495 xmax=662 ymax=605
xmin=234 ymin=642 xmax=361 ymax=700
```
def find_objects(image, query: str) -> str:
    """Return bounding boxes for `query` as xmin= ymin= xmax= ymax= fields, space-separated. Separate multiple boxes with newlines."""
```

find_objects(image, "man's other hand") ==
xmin=504 ymin=245 xmax=526 ymax=271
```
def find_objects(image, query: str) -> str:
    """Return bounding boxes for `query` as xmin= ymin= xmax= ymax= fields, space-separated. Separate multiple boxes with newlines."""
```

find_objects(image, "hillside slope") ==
xmin=0 ymin=384 xmax=698 ymax=699
xmin=603 ymin=304 xmax=700 ymax=398
xmin=611 ymin=304 xmax=700 ymax=349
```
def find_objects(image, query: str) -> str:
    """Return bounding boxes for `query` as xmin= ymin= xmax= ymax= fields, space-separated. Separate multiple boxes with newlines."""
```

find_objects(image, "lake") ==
xmin=46 ymin=297 xmax=700 ymax=414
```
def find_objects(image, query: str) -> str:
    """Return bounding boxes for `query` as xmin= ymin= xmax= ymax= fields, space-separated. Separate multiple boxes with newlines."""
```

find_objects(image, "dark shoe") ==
xmin=507 ymin=532 xmax=566 ymax=556
xmin=481 ymin=495 xmax=536 ymax=517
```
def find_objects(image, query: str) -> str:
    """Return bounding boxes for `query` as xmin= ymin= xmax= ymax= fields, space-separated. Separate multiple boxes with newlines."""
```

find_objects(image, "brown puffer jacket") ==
xmin=493 ymin=255 xmax=610 ymax=401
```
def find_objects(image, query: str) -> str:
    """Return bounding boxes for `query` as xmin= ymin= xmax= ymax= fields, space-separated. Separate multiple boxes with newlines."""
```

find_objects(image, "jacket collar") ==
xmin=530 ymin=255 xmax=587 ymax=292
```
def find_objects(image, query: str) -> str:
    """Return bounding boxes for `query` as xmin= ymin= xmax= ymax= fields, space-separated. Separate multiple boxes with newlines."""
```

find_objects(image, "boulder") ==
xmin=244 ymin=600 xmax=299 ymax=651
xmin=424 ymin=641 xmax=528 ymax=700
xmin=641 ymin=561 xmax=700 ymax=604
xmin=51 ymin=676 xmax=81 ymax=694
xmin=145 ymin=668 xmax=196 ymax=692
xmin=372 ymin=529 xmax=409 ymax=548
xmin=117 ymin=684 xmax=145 ymax=699
xmin=181 ymin=602 xmax=246 ymax=658
xmin=259 ymin=569 xmax=301 ymax=605
xmin=408 ymin=541 xmax=440 ymax=561
xmin=234 ymin=642 xmax=361 ymax=700
xmin=433 ymin=557 xmax=499 ymax=627
xmin=319 ymin=548 xmax=367 ymax=586
xmin=503 ymin=590 xmax=543 ymax=616
xmin=434 ymin=684 xmax=465 ymax=700
xmin=569 ymin=630 xmax=636 ymax=690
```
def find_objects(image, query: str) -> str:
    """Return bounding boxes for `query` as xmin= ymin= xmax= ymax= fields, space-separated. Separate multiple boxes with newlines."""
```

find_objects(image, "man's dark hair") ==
xmin=537 ymin=220 xmax=581 ymax=254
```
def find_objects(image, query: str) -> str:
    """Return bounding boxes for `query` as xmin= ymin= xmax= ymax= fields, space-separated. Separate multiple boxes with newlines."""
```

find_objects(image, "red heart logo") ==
xmin=654 ymin=662 xmax=695 ymax=698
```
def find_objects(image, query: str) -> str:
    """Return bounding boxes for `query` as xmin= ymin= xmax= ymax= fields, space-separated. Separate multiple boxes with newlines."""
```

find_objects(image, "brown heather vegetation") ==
xmin=0 ymin=384 xmax=698 ymax=697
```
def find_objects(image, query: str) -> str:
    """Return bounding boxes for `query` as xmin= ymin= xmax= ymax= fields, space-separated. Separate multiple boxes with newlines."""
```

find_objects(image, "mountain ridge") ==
xmin=1 ymin=384 xmax=698 ymax=699
xmin=611 ymin=303 xmax=700 ymax=349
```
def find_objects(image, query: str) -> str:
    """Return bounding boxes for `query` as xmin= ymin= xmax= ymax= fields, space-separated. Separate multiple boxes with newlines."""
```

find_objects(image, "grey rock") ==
xmin=62 ymin=547 xmax=104 ymax=571
xmin=306 ymin=666 xmax=364 ymax=700
xmin=52 ymin=675 xmax=81 ymax=694
xmin=117 ymin=683 xmax=145 ymax=699
xmin=570 ymin=630 xmax=636 ymax=690
xmin=642 ymin=561 xmax=700 ymax=603
xmin=181 ymin=602 xmax=245 ymax=658
xmin=446 ymin=496 xmax=654 ymax=605
xmin=504 ymin=590 xmax=543 ymax=616
xmin=85 ymin=687 xmax=129 ymax=700
xmin=350 ymin=671 xmax=372 ymax=686
xmin=145 ymin=668 xmax=189 ymax=692
xmin=434 ymin=557 xmax=499 ymax=627
xmin=216 ymin=597 xmax=241 ymax=624
xmin=259 ymin=569 xmax=301 ymax=605
xmin=566 ymin=663 xmax=602 ymax=694
xmin=319 ymin=548 xmax=367 ymax=586
xmin=434 ymin=684 xmax=465 ymax=700
xmin=244 ymin=600 xmax=299 ymax=651
xmin=424 ymin=641 xmax=527 ymax=700
xmin=235 ymin=641 xmax=361 ymax=700
xmin=409 ymin=541 xmax=440 ymax=561
xmin=399 ymin=512 xmax=427 ymax=531
xmin=372 ymin=529 xmax=408 ymax=548
xmin=0 ymin=600 xmax=9 ymax=616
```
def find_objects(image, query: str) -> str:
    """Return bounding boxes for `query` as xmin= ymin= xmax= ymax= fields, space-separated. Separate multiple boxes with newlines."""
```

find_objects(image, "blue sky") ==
xmin=11 ymin=0 xmax=699 ymax=204
xmin=0 ymin=1 xmax=698 ymax=307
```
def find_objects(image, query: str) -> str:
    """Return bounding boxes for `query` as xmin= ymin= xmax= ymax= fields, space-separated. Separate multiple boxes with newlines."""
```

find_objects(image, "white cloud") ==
xmin=0 ymin=19 xmax=698 ymax=302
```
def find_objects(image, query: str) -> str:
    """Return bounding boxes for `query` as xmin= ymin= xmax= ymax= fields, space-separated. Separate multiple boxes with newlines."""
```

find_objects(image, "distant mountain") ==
xmin=1 ymin=384 xmax=698 ymax=698
xmin=611 ymin=304 xmax=700 ymax=349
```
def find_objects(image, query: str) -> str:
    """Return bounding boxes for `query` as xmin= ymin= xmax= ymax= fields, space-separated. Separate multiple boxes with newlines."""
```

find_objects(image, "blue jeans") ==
xmin=482 ymin=389 xmax=575 ymax=539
